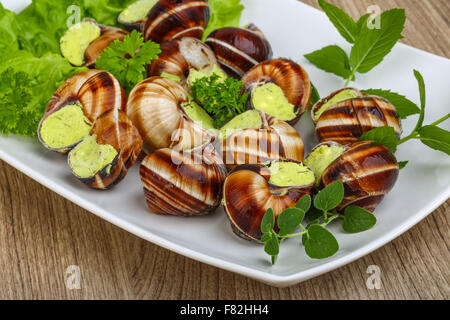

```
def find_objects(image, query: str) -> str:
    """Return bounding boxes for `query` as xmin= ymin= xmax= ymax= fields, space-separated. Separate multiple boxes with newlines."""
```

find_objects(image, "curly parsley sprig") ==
xmin=96 ymin=30 xmax=161 ymax=93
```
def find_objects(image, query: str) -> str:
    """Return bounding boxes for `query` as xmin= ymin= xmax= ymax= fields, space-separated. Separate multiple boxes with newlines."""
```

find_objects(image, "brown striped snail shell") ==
xmin=222 ymin=110 xmax=305 ymax=169
xmin=140 ymin=142 xmax=227 ymax=216
xmin=223 ymin=159 xmax=315 ymax=241
xmin=312 ymin=88 xmax=402 ymax=145
xmin=322 ymin=141 xmax=399 ymax=212
xmin=205 ymin=24 xmax=273 ymax=78
xmin=143 ymin=0 xmax=210 ymax=44
xmin=84 ymin=22 xmax=129 ymax=68
xmin=38 ymin=70 xmax=126 ymax=153
xmin=242 ymin=58 xmax=312 ymax=125
xmin=148 ymin=37 xmax=217 ymax=84
xmin=68 ymin=109 xmax=143 ymax=189
xmin=126 ymin=76 xmax=214 ymax=152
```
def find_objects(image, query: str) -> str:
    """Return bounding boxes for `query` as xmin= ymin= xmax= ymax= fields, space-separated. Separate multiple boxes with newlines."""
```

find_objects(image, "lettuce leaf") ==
xmin=203 ymin=0 xmax=245 ymax=40
xmin=0 ymin=4 xmax=20 ymax=56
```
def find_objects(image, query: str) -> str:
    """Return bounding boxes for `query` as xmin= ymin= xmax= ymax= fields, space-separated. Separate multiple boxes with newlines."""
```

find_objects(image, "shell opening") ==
xmin=314 ymin=89 xmax=359 ymax=121
xmin=304 ymin=144 xmax=345 ymax=186
xmin=267 ymin=160 xmax=315 ymax=187
xmin=252 ymin=82 xmax=296 ymax=121
xmin=60 ymin=21 xmax=101 ymax=66
xmin=118 ymin=0 xmax=158 ymax=24
xmin=39 ymin=103 xmax=93 ymax=150
xmin=68 ymin=134 xmax=118 ymax=178
xmin=219 ymin=110 xmax=262 ymax=140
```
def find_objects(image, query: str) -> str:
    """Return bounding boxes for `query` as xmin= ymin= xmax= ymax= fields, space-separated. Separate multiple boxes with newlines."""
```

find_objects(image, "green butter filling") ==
xmin=60 ymin=21 xmax=101 ymax=66
xmin=304 ymin=144 xmax=345 ymax=185
xmin=118 ymin=0 xmax=158 ymax=24
xmin=219 ymin=110 xmax=262 ymax=140
xmin=252 ymin=83 xmax=297 ymax=121
xmin=161 ymin=72 xmax=181 ymax=82
xmin=181 ymin=98 xmax=216 ymax=130
xmin=187 ymin=64 xmax=227 ymax=87
xmin=40 ymin=103 xmax=92 ymax=149
xmin=314 ymin=89 xmax=359 ymax=121
xmin=68 ymin=135 xmax=118 ymax=178
xmin=268 ymin=161 xmax=315 ymax=187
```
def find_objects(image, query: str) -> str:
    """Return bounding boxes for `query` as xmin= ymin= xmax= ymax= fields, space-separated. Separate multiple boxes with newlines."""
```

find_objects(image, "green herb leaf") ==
xmin=314 ymin=180 xmax=344 ymax=212
xmin=304 ymin=45 xmax=352 ymax=80
xmin=306 ymin=206 xmax=324 ymax=222
xmin=296 ymin=194 xmax=311 ymax=213
xmin=277 ymin=208 xmax=305 ymax=237
xmin=264 ymin=235 xmax=279 ymax=256
xmin=349 ymin=9 xmax=406 ymax=74
xmin=309 ymin=83 xmax=321 ymax=110
xmin=342 ymin=205 xmax=377 ymax=233
xmin=261 ymin=208 xmax=275 ymax=234
xmin=96 ymin=30 xmax=161 ymax=93
xmin=418 ymin=125 xmax=450 ymax=155
xmin=203 ymin=0 xmax=245 ymax=40
xmin=261 ymin=233 xmax=271 ymax=243
xmin=362 ymin=89 xmax=420 ymax=119
xmin=358 ymin=126 xmax=398 ymax=153
xmin=318 ymin=0 xmax=358 ymax=44
xmin=355 ymin=13 xmax=370 ymax=36
xmin=413 ymin=69 xmax=426 ymax=130
xmin=398 ymin=161 xmax=409 ymax=170
xmin=304 ymin=224 xmax=339 ymax=259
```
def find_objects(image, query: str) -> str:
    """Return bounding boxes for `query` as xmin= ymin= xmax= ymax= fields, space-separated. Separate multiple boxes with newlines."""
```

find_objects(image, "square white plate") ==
xmin=1 ymin=0 xmax=449 ymax=287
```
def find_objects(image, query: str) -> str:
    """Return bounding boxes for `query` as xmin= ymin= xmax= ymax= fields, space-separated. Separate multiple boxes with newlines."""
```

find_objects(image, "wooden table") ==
xmin=0 ymin=0 xmax=449 ymax=300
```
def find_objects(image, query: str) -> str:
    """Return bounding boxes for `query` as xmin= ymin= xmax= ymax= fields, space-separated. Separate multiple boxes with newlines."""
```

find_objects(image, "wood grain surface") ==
xmin=0 ymin=0 xmax=449 ymax=300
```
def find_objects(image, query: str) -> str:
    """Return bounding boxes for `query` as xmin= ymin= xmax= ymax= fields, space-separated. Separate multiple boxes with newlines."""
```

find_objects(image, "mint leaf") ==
xmin=413 ymin=70 xmax=426 ymax=130
xmin=304 ymin=45 xmax=352 ymax=79
xmin=362 ymin=89 xmax=420 ymax=119
xmin=304 ymin=225 xmax=339 ymax=259
xmin=261 ymin=208 xmax=275 ymax=233
xmin=295 ymin=194 xmax=311 ymax=213
xmin=342 ymin=205 xmax=377 ymax=233
xmin=356 ymin=13 xmax=370 ymax=36
xmin=398 ymin=161 xmax=409 ymax=170
xmin=358 ymin=126 xmax=398 ymax=153
xmin=314 ymin=180 xmax=344 ymax=212
xmin=277 ymin=208 xmax=305 ymax=237
xmin=318 ymin=0 xmax=358 ymax=44
xmin=418 ymin=125 xmax=450 ymax=155
xmin=349 ymin=9 xmax=406 ymax=74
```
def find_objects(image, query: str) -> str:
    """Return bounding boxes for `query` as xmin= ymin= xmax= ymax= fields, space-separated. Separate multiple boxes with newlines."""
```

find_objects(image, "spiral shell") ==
xmin=38 ymin=70 xmax=126 ymax=153
xmin=322 ymin=141 xmax=399 ymax=212
xmin=242 ymin=58 xmax=312 ymax=124
xmin=205 ymin=24 xmax=273 ymax=78
xmin=126 ymin=76 xmax=214 ymax=152
xmin=148 ymin=37 xmax=217 ymax=83
xmin=140 ymin=143 xmax=227 ymax=216
xmin=143 ymin=0 xmax=210 ymax=44
xmin=222 ymin=111 xmax=304 ymax=169
xmin=312 ymin=88 xmax=402 ymax=145
xmin=223 ymin=160 xmax=314 ymax=241
xmin=68 ymin=109 xmax=143 ymax=189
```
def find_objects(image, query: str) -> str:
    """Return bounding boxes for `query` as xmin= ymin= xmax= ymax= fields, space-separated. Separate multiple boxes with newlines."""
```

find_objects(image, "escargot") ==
xmin=242 ymin=58 xmax=312 ymax=124
xmin=205 ymin=24 xmax=273 ymax=78
xmin=220 ymin=110 xmax=305 ymax=169
xmin=148 ymin=37 xmax=224 ymax=86
xmin=316 ymin=141 xmax=399 ymax=212
xmin=126 ymin=76 xmax=215 ymax=152
xmin=143 ymin=0 xmax=210 ymax=44
xmin=68 ymin=109 xmax=143 ymax=189
xmin=140 ymin=142 xmax=227 ymax=216
xmin=311 ymin=88 xmax=402 ymax=145
xmin=38 ymin=70 xmax=126 ymax=153
xmin=223 ymin=159 xmax=315 ymax=241
xmin=60 ymin=19 xmax=128 ymax=67
xmin=118 ymin=0 xmax=159 ymax=30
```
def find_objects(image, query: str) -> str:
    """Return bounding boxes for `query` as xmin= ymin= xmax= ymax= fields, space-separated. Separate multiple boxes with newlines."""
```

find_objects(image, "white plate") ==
xmin=1 ymin=0 xmax=449 ymax=287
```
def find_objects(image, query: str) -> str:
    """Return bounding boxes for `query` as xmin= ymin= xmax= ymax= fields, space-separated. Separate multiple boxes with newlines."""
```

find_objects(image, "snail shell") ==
xmin=223 ymin=160 xmax=315 ymax=241
xmin=143 ymin=0 xmax=210 ymax=44
xmin=140 ymin=143 xmax=227 ymax=216
xmin=312 ymin=88 xmax=402 ymax=145
xmin=322 ymin=141 xmax=399 ymax=212
xmin=242 ymin=58 xmax=312 ymax=125
xmin=38 ymin=70 xmax=126 ymax=153
xmin=148 ymin=37 xmax=217 ymax=83
xmin=68 ymin=109 xmax=143 ymax=189
xmin=222 ymin=110 xmax=305 ymax=169
xmin=205 ymin=24 xmax=273 ymax=78
xmin=126 ymin=76 xmax=214 ymax=152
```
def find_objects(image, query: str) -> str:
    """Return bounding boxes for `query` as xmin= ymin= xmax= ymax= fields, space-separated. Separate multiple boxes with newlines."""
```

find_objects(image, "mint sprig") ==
xmin=260 ymin=181 xmax=377 ymax=264
xmin=305 ymin=0 xmax=406 ymax=86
